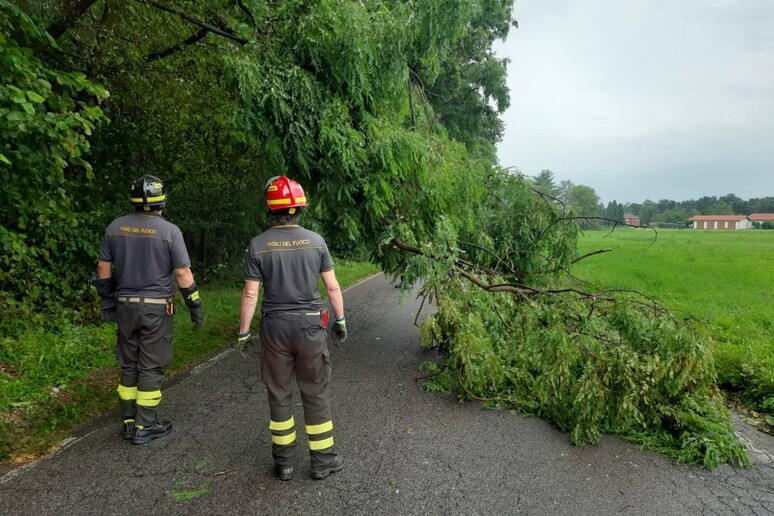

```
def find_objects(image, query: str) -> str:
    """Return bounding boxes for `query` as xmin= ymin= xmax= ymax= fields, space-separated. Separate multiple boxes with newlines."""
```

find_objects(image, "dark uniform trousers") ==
xmin=260 ymin=312 xmax=337 ymax=470
xmin=115 ymin=300 xmax=173 ymax=428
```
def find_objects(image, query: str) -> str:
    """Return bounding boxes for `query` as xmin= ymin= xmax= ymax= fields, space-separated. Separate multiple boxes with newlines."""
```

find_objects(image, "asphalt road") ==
xmin=1 ymin=274 xmax=774 ymax=515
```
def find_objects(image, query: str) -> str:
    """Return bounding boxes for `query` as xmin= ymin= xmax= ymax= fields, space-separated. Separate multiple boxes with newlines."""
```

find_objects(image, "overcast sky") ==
xmin=493 ymin=0 xmax=774 ymax=205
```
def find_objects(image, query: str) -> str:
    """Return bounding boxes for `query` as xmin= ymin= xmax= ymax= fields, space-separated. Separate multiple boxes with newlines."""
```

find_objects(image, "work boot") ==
xmin=132 ymin=420 xmax=172 ymax=445
xmin=311 ymin=455 xmax=345 ymax=480
xmin=275 ymin=464 xmax=294 ymax=481
xmin=122 ymin=419 xmax=135 ymax=440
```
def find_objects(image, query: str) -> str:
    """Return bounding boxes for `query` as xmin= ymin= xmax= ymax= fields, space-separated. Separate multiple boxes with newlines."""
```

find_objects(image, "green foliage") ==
xmin=0 ymin=0 xmax=108 ymax=312
xmin=531 ymin=169 xmax=557 ymax=197
xmin=566 ymin=184 xmax=601 ymax=220
xmin=3 ymin=0 xmax=517 ymax=312
xmin=414 ymin=178 xmax=749 ymax=468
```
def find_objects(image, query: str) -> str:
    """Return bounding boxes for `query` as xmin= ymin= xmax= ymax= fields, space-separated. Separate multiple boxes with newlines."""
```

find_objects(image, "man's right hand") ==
xmin=331 ymin=317 xmax=347 ymax=345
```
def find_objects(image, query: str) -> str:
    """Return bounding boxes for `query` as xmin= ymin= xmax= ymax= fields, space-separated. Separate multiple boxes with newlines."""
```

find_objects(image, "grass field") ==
xmin=573 ymin=228 xmax=774 ymax=409
xmin=0 ymin=260 xmax=380 ymax=463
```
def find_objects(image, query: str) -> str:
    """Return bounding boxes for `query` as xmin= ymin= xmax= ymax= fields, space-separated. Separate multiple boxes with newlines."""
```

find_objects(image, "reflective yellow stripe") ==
xmin=267 ymin=196 xmax=306 ymax=206
xmin=269 ymin=416 xmax=295 ymax=431
xmin=306 ymin=421 xmax=333 ymax=435
xmin=117 ymin=385 xmax=137 ymax=400
xmin=309 ymin=436 xmax=334 ymax=451
xmin=189 ymin=291 xmax=200 ymax=301
xmin=130 ymin=195 xmax=166 ymax=203
xmin=272 ymin=431 xmax=296 ymax=445
xmin=136 ymin=390 xmax=162 ymax=400
xmin=136 ymin=390 xmax=162 ymax=407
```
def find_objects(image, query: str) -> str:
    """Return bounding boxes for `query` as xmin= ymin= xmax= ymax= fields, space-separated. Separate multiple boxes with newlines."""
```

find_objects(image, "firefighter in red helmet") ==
xmin=238 ymin=176 xmax=347 ymax=481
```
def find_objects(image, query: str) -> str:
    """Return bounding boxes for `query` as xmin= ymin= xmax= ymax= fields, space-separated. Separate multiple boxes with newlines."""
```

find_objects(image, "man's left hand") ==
xmin=99 ymin=297 xmax=117 ymax=322
xmin=331 ymin=318 xmax=347 ymax=345
xmin=236 ymin=331 xmax=252 ymax=358
xmin=189 ymin=305 xmax=204 ymax=331
xmin=180 ymin=283 xmax=204 ymax=331
xmin=93 ymin=276 xmax=117 ymax=323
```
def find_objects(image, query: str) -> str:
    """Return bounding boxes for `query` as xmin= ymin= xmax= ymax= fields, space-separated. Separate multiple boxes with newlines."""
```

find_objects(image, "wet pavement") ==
xmin=1 ymin=274 xmax=773 ymax=515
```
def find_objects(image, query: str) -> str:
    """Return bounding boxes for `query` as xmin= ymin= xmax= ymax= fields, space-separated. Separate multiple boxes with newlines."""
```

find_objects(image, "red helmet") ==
xmin=265 ymin=176 xmax=308 ymax=211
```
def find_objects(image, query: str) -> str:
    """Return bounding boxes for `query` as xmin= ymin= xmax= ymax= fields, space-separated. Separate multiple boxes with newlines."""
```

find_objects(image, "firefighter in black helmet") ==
xmin=94 ymin=175 xmax=204 ymax=445
xmin=238 ymin=176 xmax=347 ymax=481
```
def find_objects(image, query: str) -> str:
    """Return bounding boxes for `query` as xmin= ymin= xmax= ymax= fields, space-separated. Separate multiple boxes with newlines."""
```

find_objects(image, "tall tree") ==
xmin=719 ymin=193 xmax=747 ymax=214
xmin=567 ymin=184 xmax=600 ymax=219
xmin=705 ymin=201 xmax=734 ymax=215
xmin=532 ymin=169 xmax=557 ymax=197
xmin=556 ymin=179 xmax=574 ymax=208
xmin=640 ymin=200 xmax=659 ymax=225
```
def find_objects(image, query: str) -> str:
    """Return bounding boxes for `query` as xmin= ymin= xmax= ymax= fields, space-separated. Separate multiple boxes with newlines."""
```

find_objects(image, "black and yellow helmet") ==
xmin=130 ymin=175 xmax=166 ymax=211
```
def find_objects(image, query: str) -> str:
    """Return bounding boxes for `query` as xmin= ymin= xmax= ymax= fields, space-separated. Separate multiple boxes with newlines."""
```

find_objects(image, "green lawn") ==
xmin=573 ymin=228 xmax=774 ymax=408
xmin=0 ymin=260 xmax=380 ymax=463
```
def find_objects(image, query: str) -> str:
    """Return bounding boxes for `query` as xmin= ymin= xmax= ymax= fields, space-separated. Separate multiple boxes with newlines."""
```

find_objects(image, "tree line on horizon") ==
xmin=529 ymin=170 xmax=774 ymax=227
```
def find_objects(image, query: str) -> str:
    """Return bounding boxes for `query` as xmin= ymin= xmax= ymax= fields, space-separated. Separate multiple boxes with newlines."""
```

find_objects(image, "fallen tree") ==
xmin=385 ymin=172 xmax=749 ymax=468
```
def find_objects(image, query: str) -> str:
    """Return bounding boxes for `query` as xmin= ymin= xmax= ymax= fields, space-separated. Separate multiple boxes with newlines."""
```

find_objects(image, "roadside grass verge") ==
xmin=573 ymin=228 xmax=774 ymax=413
xmin=0 ymin=260 xmax=379 ymax=463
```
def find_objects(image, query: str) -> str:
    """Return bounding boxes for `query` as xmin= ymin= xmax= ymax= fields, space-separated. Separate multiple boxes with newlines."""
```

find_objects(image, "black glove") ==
xmin=331 ymin=317 xmax=347 ymax=345
xmin=99 ymin=297 xmax=118 ymax=322
xmin=180 ymin=283 xmax=204 ymax=331
xmin=93 ymin=276 xmax=117 ymax=322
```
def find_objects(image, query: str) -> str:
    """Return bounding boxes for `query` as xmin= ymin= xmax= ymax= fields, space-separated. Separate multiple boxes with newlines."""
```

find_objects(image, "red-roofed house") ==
xmin=748 ymin=213 xmax=774 ymax=224
xmin=624 ymin=213 xmax=640 ymax=226
xmin=688 ymin=215 xmax=751 ymax=230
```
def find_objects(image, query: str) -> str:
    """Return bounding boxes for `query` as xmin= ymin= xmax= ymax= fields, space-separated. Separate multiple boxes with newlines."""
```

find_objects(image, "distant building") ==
xmin=748 ymin=213 xmax=774 ymax=224
xmin=688 ymin=215 xmax=751 ymax=230
xmin=624 ymin=213 xmax=640 ymax=226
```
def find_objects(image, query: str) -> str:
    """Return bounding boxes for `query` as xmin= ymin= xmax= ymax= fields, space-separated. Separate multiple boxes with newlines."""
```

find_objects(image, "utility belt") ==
xmin=117 ymin=296 xmax=174 ymax=316
xmin=265 ymin=309 xmax=329 ymax=328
